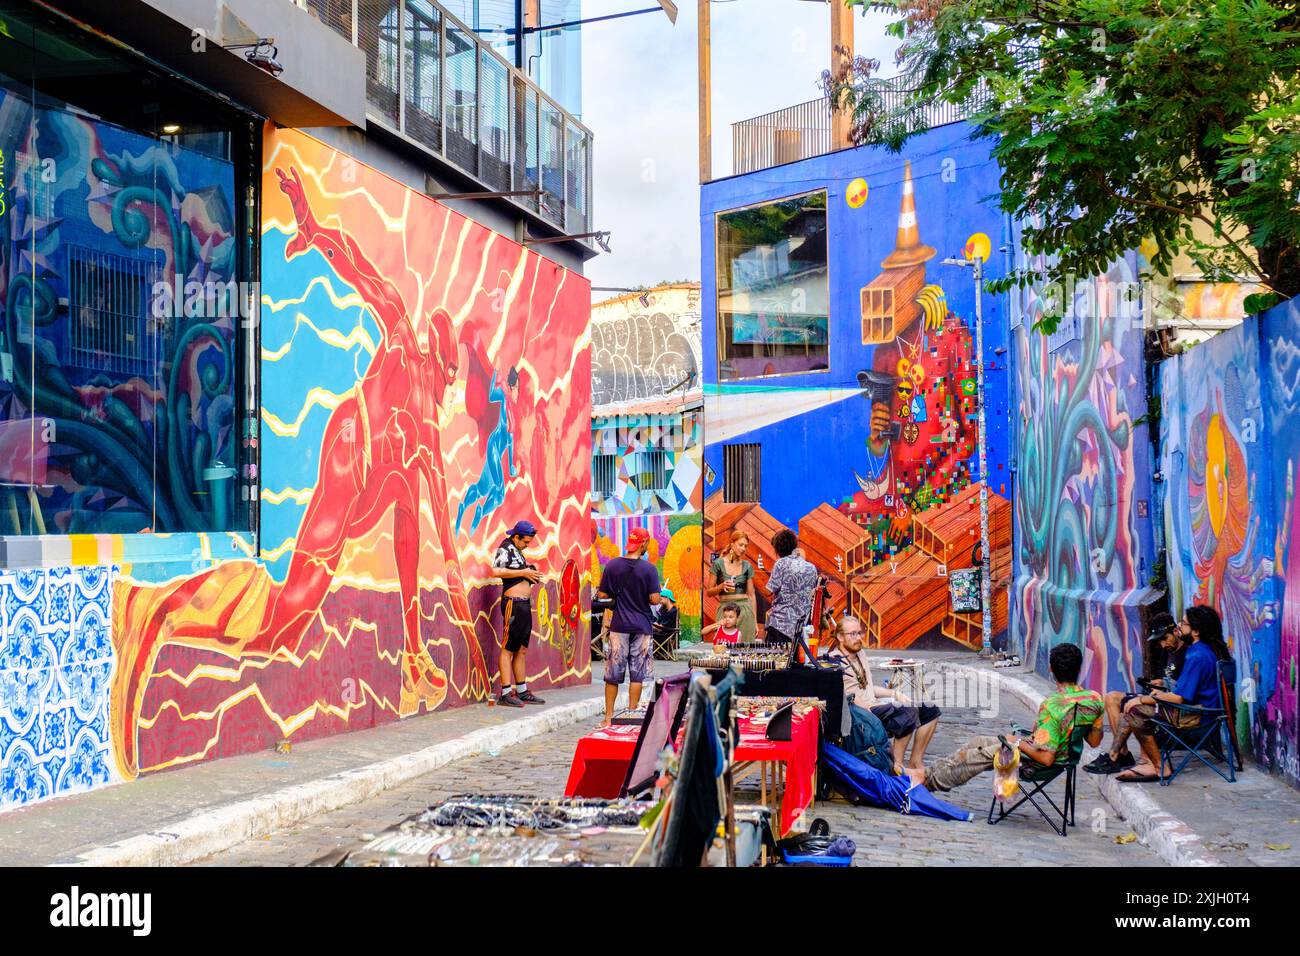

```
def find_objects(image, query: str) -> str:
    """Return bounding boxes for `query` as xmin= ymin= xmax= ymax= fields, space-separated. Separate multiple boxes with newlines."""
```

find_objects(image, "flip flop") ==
xmin=1116 ymin=770 xmax=1161 ymax=783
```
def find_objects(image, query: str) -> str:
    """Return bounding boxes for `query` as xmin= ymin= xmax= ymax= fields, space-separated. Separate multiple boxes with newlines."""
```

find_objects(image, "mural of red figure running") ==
xmin=110 ymin=167 xmax=494 ymax=776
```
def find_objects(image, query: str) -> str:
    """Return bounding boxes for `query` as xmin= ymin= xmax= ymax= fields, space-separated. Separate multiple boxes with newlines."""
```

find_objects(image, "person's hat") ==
xmin=1147 ymin=611 xmax=1176 ymax=641
xmin=660 ymin=588 xmax=675 ymax=602
xmin=507 ymin=520 xmax=538 ymax=537
xmin=627 ymin=527 xmax=651 ymax=548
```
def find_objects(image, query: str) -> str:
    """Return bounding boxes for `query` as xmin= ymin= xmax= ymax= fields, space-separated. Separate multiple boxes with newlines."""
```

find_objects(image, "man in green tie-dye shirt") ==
xmin=913 ymin=644 xmax=1104 ymax=792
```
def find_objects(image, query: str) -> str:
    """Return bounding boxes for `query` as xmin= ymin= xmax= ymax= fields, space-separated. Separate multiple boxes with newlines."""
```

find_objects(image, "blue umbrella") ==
xmin=821 ymin=742 xmax=974 ymax=822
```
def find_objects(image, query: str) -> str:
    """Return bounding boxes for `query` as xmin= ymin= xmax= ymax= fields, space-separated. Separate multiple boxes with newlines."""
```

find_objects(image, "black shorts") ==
xmin=503 ymin=596 xmax=532 ymax=652
xmin=870 ymin=702 xmax=942 ymax=739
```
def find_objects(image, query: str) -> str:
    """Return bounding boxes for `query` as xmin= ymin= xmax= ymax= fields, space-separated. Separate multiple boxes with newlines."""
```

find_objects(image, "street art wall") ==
xmin=1009 ymin=250 xmax=1161 ymax=691
xmin=700 ymin=123 xmax=1013 ymax=649
xmin=591 ymin=284 xmax=702 ymax=406
xmin=99 ymin=127 xmax=592 ymax=785
xmin=591 ymin=402 xmax=702 ymax=517
xmin=592 ymin=513 xmax=703 ymax=642
xmin=1158 ymin=302 xmax=1300 ymax=788
xmin=1160 ymin=318 xmax=1274 ymax=756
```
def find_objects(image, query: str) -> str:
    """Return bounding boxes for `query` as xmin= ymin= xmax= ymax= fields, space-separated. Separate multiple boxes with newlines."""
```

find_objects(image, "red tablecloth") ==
xmin=563 ymin=711 xmax=819 ymax=835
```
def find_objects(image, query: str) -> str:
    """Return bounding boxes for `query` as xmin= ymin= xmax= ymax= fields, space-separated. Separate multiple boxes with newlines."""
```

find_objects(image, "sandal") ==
xmin=1116 ymin=766 xmax=1163 ymax=783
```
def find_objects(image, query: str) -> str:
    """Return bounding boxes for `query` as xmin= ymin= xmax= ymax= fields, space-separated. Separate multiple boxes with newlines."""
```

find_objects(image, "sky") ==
xmin=579 ymin=0 xmax=901 ymax=294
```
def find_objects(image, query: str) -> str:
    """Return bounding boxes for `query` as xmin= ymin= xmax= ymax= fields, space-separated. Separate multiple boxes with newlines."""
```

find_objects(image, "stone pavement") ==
xmin=194 ymin=661 xmax=1162 ymax=866
xmin=0 ymin=667 xmax=635 ymax=867
xmin=881 ymin=650 xmax=1300 ymax=867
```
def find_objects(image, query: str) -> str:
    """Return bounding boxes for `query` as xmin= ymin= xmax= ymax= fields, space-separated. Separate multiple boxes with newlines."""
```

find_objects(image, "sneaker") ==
xmin=1083 ymin=753 xmax=1117 ymax=774
xmin=517 ymin=690 xmax=546 ymax=705
xmin=1115 ymin=750 xmax=1136 ymax=770
xmin=497 ymin=692 xmax=525 ymax=708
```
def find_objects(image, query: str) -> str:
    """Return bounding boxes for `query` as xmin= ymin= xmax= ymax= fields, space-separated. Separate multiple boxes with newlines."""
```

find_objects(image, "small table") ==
xmin=878 ymin=658 xmax=926 ymax=703
xmin=564 ymin=710 xmax=820 ymax=837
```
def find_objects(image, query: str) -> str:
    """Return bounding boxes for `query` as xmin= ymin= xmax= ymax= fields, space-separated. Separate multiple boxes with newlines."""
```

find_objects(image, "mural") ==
xmin=591 ymin=284 xmax=702 ymax=406
xmin=701 ymin=125 xmax=1013 ymax=650
xmin=1263 ymin=302 xmax=1300 ymax=786
xmin=0 ymin=566 xmax=115 ymax=810
xmin=1161 ymin=318 xmax=1276 ymax=755
xmin=591 ymin=404 xmax=702 ymax=516
xmin=106 ymin=127 xmax=591 ymax=780
xmin=592 ymin=514 xmax=702 ymax=642
xmin=0 ymin=92 xmax=243 ymax=536
xmin=1010 ymin=251 xmax=1157 ymax=691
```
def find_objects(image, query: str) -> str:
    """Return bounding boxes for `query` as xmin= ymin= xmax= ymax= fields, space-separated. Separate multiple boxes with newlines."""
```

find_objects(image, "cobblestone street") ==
xmin=195 ymin=691 xmax=1163 ymax=867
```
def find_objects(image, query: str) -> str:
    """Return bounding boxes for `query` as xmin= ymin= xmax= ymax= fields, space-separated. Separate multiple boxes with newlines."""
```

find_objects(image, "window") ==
xmin=0 ymin=0 xmax=254 ymax=538
xmin=723 ymin=444 xmax=761 ymax=503
xmin=631 ymin=450 xmax=669 ymax=492
xmin=716 ymin=190 xmax=829 ymax=381
xmin=592 ymin=454 xmax=616 ymax=499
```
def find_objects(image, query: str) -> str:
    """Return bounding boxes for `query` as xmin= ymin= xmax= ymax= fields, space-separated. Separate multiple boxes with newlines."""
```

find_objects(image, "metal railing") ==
xmin=301 ymin=0 xmax=592 ymax=239
xmin=731 ymin=77 xmax=991 ymax=176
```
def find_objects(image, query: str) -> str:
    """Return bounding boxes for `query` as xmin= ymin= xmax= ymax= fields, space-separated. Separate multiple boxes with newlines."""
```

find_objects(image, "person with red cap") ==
xmin=596 ymin=526 xmax=663 ymax=725
xmin=492 ymin=520 xmax=545 ymax=707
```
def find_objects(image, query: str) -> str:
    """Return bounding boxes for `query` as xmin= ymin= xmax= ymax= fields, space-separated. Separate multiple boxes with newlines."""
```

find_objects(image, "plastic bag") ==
xmin=993 ymin=738 xmax=1020 ymax=803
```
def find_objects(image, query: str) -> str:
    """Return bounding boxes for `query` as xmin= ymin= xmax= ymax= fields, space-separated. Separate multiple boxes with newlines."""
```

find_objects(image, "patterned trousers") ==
xmin=923 ymin=735 xmax=1002 ymax=792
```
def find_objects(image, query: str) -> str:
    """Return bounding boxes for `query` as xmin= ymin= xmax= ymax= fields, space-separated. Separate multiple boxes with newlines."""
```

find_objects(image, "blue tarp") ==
xmin=821 ymin=742 xmax=974 ymax=822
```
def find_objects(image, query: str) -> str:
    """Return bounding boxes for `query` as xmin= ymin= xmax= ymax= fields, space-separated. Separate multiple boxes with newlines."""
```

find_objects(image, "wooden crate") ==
xmin=703 ymin=489 xmax=753 ymax=555
xmin=860 ymin=265 xmax=926 ymax=344
xmin=798 ymin=503 xmax=872 ymax=582
xmin=847 ymin=546 xmax=948 ymax=649
xmin=943 ymin=590 xmax=1011 ymax=650
xmin=911 ymin=482 xmax=1011 ymax=569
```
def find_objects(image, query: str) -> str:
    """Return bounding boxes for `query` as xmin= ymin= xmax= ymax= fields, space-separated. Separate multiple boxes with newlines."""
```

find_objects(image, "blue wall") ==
xmin=702 ymin=124 xmax=1012 ymax=530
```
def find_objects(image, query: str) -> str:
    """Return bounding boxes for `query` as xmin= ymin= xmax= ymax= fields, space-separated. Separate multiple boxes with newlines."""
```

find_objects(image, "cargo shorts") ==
xmin=605 ymin=632 xmax=653 ymax=686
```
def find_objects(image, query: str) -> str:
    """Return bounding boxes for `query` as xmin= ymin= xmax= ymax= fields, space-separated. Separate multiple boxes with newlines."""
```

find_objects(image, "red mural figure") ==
xmin=111 ymin=167 xmax=493 ymax=776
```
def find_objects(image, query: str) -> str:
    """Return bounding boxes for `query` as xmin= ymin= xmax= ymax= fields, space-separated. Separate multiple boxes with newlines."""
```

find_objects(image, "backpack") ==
xmin=846 ymin=702 xmax=894 ymax=775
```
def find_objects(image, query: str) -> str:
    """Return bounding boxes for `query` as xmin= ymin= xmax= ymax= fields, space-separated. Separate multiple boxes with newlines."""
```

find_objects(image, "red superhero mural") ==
xmin=109 ymin=128 xmax=591 ymax=778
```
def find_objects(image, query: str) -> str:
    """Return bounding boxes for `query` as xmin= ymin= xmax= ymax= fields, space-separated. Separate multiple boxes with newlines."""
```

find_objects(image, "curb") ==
xmin=65 ymin=696 xmax=606 ymax=868
xmin=930 ymin=661 xmax=1222 ymax=867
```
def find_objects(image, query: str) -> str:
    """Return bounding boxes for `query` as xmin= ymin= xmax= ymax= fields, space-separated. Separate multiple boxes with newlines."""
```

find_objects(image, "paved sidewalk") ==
xmin=0 ymin=667 xmax=638 ymax=867
xmin=195 ymin=659 xmax=1161 ymax=866
xmin=885 ymin=650 xmax=1300 ymax=866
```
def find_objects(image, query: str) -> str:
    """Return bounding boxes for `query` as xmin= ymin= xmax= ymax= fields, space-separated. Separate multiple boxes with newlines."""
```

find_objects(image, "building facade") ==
xmin=0 ymin=0 xmax=592 ymax=810
xmin=590 ymin=284 xmax=703 ymax=642
xmin=700 ymin=123 xmax=1014 ymax=651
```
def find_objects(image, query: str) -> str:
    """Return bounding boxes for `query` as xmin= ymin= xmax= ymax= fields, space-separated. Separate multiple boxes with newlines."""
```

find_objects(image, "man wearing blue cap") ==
xmin=652 ymin=588 xmax=679 ymax=647
xmin=492 ymin=520 xmax=545 ymax=707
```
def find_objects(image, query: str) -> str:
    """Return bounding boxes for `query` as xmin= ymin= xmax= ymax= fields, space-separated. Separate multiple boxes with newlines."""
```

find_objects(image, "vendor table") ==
xmin=701 ymin=665 xmax=845 ymax=738
xmin=564 ymin=711 xmax=820 ymax=836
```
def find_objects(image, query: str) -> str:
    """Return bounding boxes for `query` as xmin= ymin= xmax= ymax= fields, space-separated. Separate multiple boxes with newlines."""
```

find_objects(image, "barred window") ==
xmin=631 ymin=450 xmax=669 ymax=492
xmin=592 ymin=454 xmax=616 ymax=499
xmin=723 ymin=443 xmax=761 ymax=503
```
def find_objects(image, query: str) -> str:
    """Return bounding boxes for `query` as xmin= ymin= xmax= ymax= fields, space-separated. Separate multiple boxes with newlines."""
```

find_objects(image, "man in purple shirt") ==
xmin=597 ymin=527 xmax=662 ymax=725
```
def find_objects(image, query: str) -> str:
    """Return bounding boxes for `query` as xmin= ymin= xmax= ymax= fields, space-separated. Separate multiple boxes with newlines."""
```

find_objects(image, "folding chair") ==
xmin=1152 ymin=658 xmax=1242 ymax=785
xmin=988 ymin=705 xmax=1088 ymax=837
xmin=652 ymin=623 xmax=681 ymax=661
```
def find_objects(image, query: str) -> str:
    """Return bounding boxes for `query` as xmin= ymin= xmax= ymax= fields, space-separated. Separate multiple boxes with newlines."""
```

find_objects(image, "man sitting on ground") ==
xmin=914 ymin=643 xmax=1103 ymax=792
xmin=827 ymin=616 xmax=941 ymax=775
xmin=1085 ymin=612 xmax=1186 ymax=775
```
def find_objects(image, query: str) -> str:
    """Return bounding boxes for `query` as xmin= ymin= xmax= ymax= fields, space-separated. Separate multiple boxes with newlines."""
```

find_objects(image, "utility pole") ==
xmin=698 ymin=0 xmax=711 ymax=182
xmin=830 ymin=0 xmax=854 ymax=149
xmin=943 ymin=253 xmax=994 ymax=656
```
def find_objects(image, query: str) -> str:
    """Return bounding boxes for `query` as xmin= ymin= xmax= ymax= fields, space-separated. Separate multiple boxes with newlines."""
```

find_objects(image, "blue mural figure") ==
xmin=457 ymin=367 xmax=518 ymax=535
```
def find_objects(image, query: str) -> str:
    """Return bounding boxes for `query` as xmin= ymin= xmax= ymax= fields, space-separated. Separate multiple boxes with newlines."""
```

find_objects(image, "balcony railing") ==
xmin=301 ymin=0 xmax=592 ymax=239
xmin=731 ymin=78 xmax=992 ymax=176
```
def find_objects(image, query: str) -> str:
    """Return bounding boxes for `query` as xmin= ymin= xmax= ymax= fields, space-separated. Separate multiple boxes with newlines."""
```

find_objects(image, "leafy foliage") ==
xmin=832 ymin=1 xmax=1300 ymax=328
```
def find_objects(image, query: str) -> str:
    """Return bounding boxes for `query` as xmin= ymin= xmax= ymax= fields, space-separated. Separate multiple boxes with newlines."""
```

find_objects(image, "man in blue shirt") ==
xmin=1115 ymin=614 xmax=1223 ymax=783
xmin=597 ymin=527 xmax=662 ymax=725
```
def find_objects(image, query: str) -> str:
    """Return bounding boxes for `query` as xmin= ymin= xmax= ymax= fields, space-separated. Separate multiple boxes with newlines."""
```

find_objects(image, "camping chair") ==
xmin=1151 ymin=658 xmax=1242 ymax=785
xmin=987 ymin=705 xmax=1089 ymax=837
xmin=652 ymin=622 xmax=681 ymax=660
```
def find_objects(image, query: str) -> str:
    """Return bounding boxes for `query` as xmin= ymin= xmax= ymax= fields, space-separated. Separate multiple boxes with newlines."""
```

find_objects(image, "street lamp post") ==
xmin=942 ymin=254 xmax=993 ymax=657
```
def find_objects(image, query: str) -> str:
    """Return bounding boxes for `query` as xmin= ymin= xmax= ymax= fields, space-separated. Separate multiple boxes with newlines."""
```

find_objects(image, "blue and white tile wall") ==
xmin=0 ymin=566 xmax=117 ymax=810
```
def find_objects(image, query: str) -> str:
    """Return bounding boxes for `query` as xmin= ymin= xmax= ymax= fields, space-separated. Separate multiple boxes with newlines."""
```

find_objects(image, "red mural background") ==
xmin=110 ymin=127 xmax=591 ymax=777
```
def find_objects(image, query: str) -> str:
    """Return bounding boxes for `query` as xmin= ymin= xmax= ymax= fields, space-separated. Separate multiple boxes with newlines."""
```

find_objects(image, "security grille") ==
xmin=632 ymin=450 xmax=669 ymax=493
xmin=66 ymin=246 xmax=155 ymax=376
xmin=723 ymin=443 xmax=761 ymax=503
xmin=592 ymin=454 xmax=617 ymax=499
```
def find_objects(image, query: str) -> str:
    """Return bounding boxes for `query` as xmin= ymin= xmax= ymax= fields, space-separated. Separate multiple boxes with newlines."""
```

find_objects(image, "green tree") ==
xmin=831 ymin=1 xmax=1300 ymax=322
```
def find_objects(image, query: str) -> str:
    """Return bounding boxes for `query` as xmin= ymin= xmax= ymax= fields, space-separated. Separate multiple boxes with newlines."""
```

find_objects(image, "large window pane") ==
xmin=0 ymin=0 xmax=250 ymax=536
xmin=716 ymin=190 xmax=829 ymax=381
